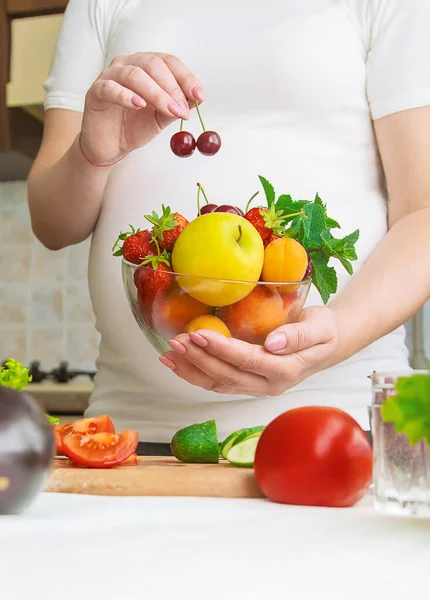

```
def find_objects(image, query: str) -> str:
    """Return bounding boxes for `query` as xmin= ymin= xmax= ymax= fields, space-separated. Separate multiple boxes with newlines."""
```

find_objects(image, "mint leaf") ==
xmin=338 ymin=230 xmax=360 ymax=260
xmin=302 ymin=202 xmax=327 ymax=247
xmin=310 ymin=254 xmax=338 ymax=304
xmin=258 ymin=176 xmax=276 ymax=208
xmin=275 ymin=195 xmax=309 ymax=219
xmin=381 ymin=373 xmax=430 ymax=446
xmin=313 ymin=194 xmax=339 ymax=229
xmin=326 ymin=217 xmax=340 ymax=229
xmin=320 ymin=229 xmax=359 ymax=275
xmin=321 ymin=231 xmax=350 ymax=274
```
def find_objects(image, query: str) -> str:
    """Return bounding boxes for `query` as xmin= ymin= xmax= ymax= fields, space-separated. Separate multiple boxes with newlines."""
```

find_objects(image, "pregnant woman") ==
xmin=28 ymin=0 xmax=430 ymax=449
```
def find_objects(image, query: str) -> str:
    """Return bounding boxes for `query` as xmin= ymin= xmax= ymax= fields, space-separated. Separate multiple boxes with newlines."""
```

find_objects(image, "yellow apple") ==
xmin=171 ymin=213 xmax=264 ymax=306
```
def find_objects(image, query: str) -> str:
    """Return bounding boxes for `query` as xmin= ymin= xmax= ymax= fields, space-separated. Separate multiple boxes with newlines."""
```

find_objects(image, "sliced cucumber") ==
xmin=220 ymin=426 xmax=264 ymax=459
xmin=226 ymin=433 xmax=262 ymax=468
xmin=171 ymin=420 xmax=219 ymax=464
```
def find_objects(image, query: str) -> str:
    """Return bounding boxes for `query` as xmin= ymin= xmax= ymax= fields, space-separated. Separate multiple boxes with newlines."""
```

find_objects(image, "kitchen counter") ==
xmin=1 ymin=491 xmax=429 ymax=600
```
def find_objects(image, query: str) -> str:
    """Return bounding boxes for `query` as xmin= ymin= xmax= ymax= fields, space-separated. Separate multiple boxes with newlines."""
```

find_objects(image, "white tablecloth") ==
xmin=0 ymin=492 xmax=429 ymax=600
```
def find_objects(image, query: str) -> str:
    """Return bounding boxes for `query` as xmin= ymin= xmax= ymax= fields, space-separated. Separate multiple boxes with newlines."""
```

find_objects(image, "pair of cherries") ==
xmin=196 ymin=183 xmax=242 ymax=217
xmin=199 ymin=203 xmax=243 ymax=216
xmin=170 ymin=102 xmax=221 ymax=158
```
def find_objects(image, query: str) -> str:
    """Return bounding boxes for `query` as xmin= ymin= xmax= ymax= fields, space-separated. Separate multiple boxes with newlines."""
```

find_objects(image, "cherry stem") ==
xmin=195 ymin=102 xmax=206 ymax=133
xmin=180 ymin=119 xmax=184 ymax=132
xmin=196 ymin=182 xmax=209 ymax=215
xmin=236 ymin=225 xmax=243 ymax=245
xmin=197 ymin=182 xmax=209 ymax=206
xmin=245 ymin=191 xmax=260 ymax=213
xmin=197 ymin=183 xmax=202 ymax=215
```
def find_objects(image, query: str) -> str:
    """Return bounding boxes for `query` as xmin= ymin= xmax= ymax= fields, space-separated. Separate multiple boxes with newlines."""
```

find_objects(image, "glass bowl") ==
xmin=122 ymin=259 xmax=312 ymax=354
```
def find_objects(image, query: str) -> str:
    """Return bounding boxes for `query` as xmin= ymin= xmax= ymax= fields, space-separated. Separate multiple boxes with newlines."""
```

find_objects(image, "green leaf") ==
xmin=380 ymin=373 xmax=430 ymax=447
xmin=338 ymin=257 xmax=353 ymax=275
xmin=320 ymin=229 xmax=359 ymax=275
xmin=46 ymin=414 xmax=59 ymax=426
xmin=0 ymin=358 xmax=61 ymax=426
xmin=326 ymin=217 xmax=340 ymax=229
xmin=258 ymin=176 xmax=276 ymax=208
xmin=0 ymin=358 xmax=32 ymax=391
xmin=112 ymin=249 xmax=123 ymax=257
xmin=301 ymin=202 xmax=327 ymax=248
xmin=310 ymin=254 xmax=338 ymax=304
xmin=275 ymin=195 xmax=309 ymax=219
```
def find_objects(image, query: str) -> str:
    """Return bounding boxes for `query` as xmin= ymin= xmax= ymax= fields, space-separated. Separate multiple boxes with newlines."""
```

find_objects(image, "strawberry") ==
xmin=135 ymin=263 xmax=173 ymax=304
xmin=134 ymin=251 xmax=174 ymax=306
xmin=145 ymin=205 xmax=189 ymax=252
xmin=244 ymin=205 xmax=286 ymax=245
xmin=112 ymin=227 xmax=157 ymax=265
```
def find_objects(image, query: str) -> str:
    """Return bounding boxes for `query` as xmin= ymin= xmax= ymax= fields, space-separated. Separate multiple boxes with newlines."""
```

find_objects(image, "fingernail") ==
xmin=178 ymin=101 xmax=190 ymax=118
xmin=167 ymin=102 xmax=185 ymax=118
xmin=132 ymin=95 xmax=146 ymax=108
xmin=168 ymin=339 xmax=187 ymax=354
xmin=189 ymin=332 xmax=208 ymax=347
xmin=191 ymin=86 xmax=205 ymax=102
xmin=265 ymin=333 xmax=286 ymax=352
xmin=159 ymin=356 xmax=177 ymax=371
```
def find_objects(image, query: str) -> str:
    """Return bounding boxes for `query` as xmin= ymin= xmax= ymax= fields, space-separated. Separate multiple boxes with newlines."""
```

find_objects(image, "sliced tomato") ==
xmin=54 ymin=415 xmax=115 ymax=455
xmin=119 ymin=453 xmax=139 ymax=467
xmin=62 ymin=431 xmax=139 ymax=468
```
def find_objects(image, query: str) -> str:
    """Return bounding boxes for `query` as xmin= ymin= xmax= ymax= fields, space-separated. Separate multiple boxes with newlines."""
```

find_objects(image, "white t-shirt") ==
xmin=44 ymin=0 xmax=430 ymax=440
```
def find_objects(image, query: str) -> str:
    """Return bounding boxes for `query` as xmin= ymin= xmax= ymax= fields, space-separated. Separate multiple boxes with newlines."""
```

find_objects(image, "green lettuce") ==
xmin=0 ymin=358 xmax=59 ymax=426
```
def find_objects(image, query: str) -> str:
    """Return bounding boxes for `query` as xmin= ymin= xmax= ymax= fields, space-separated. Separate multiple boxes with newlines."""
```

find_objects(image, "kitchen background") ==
xmin=0 ymin=180 xmax=99 ymax=371
xmin=0 ymin=1 xmax=428 ymax=419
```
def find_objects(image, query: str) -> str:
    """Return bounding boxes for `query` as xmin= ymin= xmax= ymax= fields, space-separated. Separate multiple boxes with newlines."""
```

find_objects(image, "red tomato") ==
xmin=62 ymin=431 xmax=138 ymax=468
xmin=119 ymin=453 xmax=139 ymax=466
xmin=254 ymin=407 xmax=373 ymax=508
xmin=54 ymin=415 xmax=115 ymax=455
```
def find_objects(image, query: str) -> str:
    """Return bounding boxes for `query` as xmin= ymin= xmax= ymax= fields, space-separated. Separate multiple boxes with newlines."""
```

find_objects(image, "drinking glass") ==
xmin=369 ymin=371 xmax=430 ymax=517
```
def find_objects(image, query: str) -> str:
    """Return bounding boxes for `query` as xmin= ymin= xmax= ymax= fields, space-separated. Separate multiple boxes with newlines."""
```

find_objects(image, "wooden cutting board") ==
xmin=46 ymin=457 xmax=265 ymax=499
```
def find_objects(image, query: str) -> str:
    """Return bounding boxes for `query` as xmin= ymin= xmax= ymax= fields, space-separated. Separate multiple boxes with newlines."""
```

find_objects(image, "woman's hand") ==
xmin=159 ymin=307 xmax=339 ymax=396
xmin=80 ymin=52 xmax=204 ymax=164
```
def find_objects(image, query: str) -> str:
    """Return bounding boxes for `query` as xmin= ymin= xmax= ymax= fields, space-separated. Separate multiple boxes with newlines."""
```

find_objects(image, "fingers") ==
xmin=160 ymin=54 xmax=205 ymax=102
xmin=90 ymin=79 xmax=147 ymax=111
xmin=138 ymin=54 xmax=190 ymax=117
xmin=97 ymin=52 xmax=203 ymax=118
xmin=103 ymin=63 xmax=188 ymax=119
xmin=160 ymin=352 xmax=219 ymax=392
xmin=186 ymin=331 xmax=277 ymax=379
xmin=264 ymin=308 xmax=337 ymax=355
xmin=167 ymin=336 xmax=269 ymax=396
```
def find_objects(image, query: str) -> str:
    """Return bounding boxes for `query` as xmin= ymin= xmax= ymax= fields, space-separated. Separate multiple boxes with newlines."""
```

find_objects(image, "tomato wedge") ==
xmin=62 ymin=431 xmax=139 ymax=468
xmin=119 ymin=453 xmax=139 ymax=467
xmin=54 ymin=415 xmax=115 ymax=455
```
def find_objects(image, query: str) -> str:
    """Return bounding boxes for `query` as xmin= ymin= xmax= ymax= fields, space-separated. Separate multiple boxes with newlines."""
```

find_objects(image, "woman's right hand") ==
xmin=80 ymin=52 xmax=204 ymax=165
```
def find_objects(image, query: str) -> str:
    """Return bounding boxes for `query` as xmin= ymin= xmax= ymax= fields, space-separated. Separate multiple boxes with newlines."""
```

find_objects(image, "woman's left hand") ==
xmin=159 ymin=306 xmax=340 ymax=396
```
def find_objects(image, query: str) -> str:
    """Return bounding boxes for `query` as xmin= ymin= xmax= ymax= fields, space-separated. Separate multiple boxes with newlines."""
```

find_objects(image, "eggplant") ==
xmin=0 ymin=387 xmax=54 ymax=515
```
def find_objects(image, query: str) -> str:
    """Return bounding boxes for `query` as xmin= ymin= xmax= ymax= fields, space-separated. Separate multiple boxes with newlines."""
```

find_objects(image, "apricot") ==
xmin=262 ymin=238 xmax=308 ymax=293
xmin=219 ymin=286 xmax=294 ymax=345
xmin=186 ymin=315 xmax=231 ymax=337
xmin=151 ymin=286 xmax=211 ymax=338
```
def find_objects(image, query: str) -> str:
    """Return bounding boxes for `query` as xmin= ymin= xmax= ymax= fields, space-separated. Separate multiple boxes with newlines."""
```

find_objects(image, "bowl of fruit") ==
xmin=115 ymin=176 xmax=360 ymax=353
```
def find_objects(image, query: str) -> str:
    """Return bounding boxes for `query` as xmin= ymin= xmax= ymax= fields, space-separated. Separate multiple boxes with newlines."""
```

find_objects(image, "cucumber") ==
xmin=220 ymin=426 xmax=264 ymax=459
xmin=225 ymin=432 xmax=262 ymax=468
xmin=171 ymin=420 xmax=219 ymax=464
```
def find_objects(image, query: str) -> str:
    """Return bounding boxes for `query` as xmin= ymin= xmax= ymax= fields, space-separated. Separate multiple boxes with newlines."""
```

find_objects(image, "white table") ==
xmin=1 ymin=492 xmax=429 ymax=600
